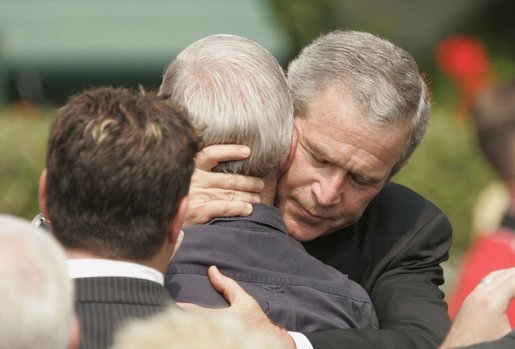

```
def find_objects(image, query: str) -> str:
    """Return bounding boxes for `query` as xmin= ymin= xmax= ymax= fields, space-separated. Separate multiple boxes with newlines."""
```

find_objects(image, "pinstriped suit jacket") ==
xmin=74 ymin=277 xmax=173 ymax=349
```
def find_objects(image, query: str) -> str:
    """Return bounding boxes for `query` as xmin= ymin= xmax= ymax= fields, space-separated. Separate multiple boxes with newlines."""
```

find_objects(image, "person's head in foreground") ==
xmin=159 ymin=34 xmax=294 ymax=204
xmin=110 ymin=307 xmax=287 ymax=349
xmin=38 ymin=87 xmax=200 ymax=268
xmin=0 ymin=214 xmax=78 ymax=349
xmin=277 ymin=30 xmax=430 ymax=241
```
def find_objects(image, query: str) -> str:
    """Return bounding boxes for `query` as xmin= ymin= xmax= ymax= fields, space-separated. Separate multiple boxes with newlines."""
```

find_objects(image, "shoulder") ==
xmin=352 ymin=182 xmax=452 ymax=269
xmin=371 ymin=182 xmax=442 ymax=213
xmin=363 ymin=182 xmax=451 ymax=237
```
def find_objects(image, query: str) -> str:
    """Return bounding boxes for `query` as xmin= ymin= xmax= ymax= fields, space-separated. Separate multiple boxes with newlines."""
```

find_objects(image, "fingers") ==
xmin=189 ymin=184 xmax=261 ymax=205
xmin=185 ymin=144 xmax=264 ymax=226
xmin=477 ymin=267 xmax=515 ymax=306
xmin=196 ymin=145 xmax=251 ymax=171
xmin=185 ymin=166 xmax=264 ymax=226
xmin=206 ymin=266 xmax=295 ymax=349
xmin=192 ymin=169 xmax=264 ymax=193
xmin=481 ymin=267 xmax=515 ymax=286
xmin=184 ymin=201 xmax=253 ymax=226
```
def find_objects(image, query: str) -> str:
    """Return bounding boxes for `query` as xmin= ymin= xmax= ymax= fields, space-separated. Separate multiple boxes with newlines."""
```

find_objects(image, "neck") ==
xmin=259 ymin=175 xmax=278 ymax=205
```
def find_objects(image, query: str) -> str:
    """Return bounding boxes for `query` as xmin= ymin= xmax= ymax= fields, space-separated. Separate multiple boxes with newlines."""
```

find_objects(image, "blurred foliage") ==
xmin=267 ymin=0 xmax=515 ymax=75
xmin=0 ymin=107 xmax=51 ymax=220
xmin=461 ymin=0 xmax=515 ymax=59
xmin=393 ymin=104 xmax=495 ymax=256
xmin=265 ymin=0 xmax=335 ymax=63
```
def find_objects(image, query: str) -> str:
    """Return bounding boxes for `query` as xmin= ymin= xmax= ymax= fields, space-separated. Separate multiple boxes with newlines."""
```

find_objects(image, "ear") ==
xmin=38 ymin=169 xmax=50 ymax=221
xmin=167 ymin=195 xmax=189 ymax=259
xmin=278 ymin=127 xmax=299 ymax=179
xmin=168 ymin=195 xmax=189 ymax=244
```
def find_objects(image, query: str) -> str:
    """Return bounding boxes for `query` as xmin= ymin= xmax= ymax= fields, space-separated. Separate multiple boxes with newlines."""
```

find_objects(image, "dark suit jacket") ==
xmin=303 ymin=182 xmax=453 ymax=349
xmin=74 ymin=277 xmax=173 ymax=349
xmin=456 ymin=331 xmax=515 ymax=349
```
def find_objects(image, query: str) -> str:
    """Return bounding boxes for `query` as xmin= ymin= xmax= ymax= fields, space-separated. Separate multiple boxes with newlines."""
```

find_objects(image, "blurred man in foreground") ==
xmin=0 ymin=214 xmax=79 ymax=349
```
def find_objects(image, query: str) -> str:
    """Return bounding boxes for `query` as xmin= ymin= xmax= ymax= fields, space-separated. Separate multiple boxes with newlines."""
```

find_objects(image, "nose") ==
xmin=312 ymin=169 xmax=345 ymax=206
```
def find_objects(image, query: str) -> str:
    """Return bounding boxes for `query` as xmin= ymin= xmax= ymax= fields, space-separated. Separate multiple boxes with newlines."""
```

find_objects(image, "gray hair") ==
xmin=0 ymin=214 xmax=73 ymax=349
xmin=159 ymin=34 xmax=293 ymax=177
xmin=288 ymin=30 xmax=430 ymax=176
xmin=111 ymin=307 xmax=287 ymax=349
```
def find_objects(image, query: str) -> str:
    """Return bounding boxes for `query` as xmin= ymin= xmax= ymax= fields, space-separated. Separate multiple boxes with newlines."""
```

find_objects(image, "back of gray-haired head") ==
xmin=288 ymin=30 xmax=430 ymax=176
xmin=0 ymin=214 xmax=73 ymax=349
xmin=159 ymin=34 xmax=293 ymax=177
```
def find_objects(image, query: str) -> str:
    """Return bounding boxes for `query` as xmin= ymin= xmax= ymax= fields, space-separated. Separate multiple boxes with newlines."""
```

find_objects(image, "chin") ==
xmin=287 ymin=225 xmax=325 ymax=242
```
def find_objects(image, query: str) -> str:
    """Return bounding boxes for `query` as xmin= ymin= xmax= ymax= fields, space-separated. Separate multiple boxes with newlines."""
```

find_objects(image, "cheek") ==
xmin=342 ymin=186 xmax=379 ymax=214
xmin=283 ymin=153 xmax=316 ymax=188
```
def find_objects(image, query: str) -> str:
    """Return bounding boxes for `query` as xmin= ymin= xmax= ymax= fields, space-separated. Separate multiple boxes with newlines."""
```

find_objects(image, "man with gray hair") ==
xmin=185 ymin=30 xmax=452 ymax=349
xmin=0 ymin=214 xmax=79 ymax=349
xmin=160 ymin=34 xmax=378 ymax=333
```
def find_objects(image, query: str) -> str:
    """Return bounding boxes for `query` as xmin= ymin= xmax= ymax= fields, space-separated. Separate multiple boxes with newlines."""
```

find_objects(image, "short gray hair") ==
xmin=111 ymin=307 xmax=287 ymax=349
xmin=159 ymin=34 xmax=293 ymax=177
xmin=288 ymin=30 xmax=430 ymax=176
xmin=0 ymin=214 xmax=73 ymax=349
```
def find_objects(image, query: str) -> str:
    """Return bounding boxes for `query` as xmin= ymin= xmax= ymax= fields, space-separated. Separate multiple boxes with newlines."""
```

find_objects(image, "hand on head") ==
xmin=184 ymin=144 xmax=264 ymax=226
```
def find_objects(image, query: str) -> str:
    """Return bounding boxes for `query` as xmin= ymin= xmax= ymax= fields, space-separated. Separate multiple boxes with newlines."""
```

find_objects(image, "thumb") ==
xmin=208 ymin=265 xmax=245 ymax=305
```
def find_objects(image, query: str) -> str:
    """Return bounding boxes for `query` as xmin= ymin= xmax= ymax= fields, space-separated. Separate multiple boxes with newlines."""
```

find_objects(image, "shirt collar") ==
xmin=67 ymin=258 xmax=164 ymax=285
xmin=208 ymin=203 xmax=288 ymax=235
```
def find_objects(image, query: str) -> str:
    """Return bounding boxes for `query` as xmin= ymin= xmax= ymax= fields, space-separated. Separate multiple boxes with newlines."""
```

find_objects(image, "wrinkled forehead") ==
xmin=295 ymin=83 xmax=362 ymax=121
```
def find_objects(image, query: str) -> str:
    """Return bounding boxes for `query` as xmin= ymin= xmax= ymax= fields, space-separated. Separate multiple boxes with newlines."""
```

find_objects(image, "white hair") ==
xmin=288 ymin=30 xmax=430 ymax=175
xmin=0 ymin=214 xmax=73 ymax=349
xmin=159 ymin=34 xmax=293 ymax=177
xmin=111 ymin=307 xmax=287 ymax=349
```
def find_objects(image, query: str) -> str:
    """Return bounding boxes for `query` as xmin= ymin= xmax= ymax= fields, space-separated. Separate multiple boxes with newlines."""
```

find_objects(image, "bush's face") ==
xmin=276 ymin=87 xmax=407 ymax=241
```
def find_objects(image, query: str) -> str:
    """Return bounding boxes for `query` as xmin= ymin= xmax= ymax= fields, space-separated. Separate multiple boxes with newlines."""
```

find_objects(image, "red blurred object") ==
xmin=436 ymin=35 xmax=493 ymax=121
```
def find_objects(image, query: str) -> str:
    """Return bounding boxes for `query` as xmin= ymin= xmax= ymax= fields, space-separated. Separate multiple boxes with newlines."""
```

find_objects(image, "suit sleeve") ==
xmin=305 ymin=209 xmax=452 ymax=349
xmin=454 ymin=331 xmax=515 ymax=349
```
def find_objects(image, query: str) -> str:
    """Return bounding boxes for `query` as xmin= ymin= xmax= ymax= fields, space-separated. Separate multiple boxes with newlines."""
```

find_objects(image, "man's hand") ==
xmin=440 ymin=267 xmax=515 ymax=348
xmin=179 ymin=266 xmax=296 ymax=349
xmin=184 ymin=145 xmax=264 ymax=226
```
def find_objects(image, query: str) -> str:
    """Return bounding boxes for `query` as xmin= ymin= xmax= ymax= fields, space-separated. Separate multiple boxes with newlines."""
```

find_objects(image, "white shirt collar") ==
xmin=67 ymin=258 xmax=164 ymax=285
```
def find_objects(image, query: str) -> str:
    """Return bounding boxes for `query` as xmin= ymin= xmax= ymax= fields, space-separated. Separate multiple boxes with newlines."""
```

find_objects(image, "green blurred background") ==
xmin=1 ymin=0 xmax=514 ymax=291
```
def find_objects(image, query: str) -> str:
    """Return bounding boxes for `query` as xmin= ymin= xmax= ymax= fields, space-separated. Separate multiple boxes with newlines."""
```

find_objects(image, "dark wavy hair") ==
xmin=46 ymin=87 xmax=199 ymax=260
